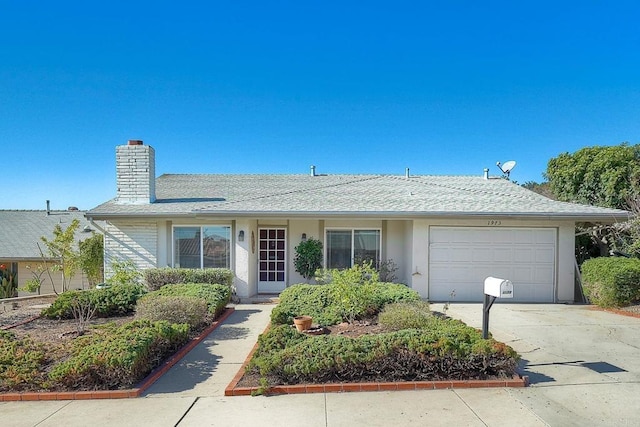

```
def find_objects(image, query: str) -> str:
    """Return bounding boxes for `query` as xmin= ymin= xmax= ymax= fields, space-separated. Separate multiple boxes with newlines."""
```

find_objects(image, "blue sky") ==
xmin=1 ymin=1 xmax=639 ymax=210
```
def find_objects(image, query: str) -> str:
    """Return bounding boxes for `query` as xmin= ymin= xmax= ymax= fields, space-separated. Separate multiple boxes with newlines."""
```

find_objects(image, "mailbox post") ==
xmin=482 ymin=277 xmax=513 ymax=339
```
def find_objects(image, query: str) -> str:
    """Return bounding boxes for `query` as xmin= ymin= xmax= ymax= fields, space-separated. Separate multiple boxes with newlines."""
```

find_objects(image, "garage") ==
xmin=428 ymin=227 xmax=556 ymax=302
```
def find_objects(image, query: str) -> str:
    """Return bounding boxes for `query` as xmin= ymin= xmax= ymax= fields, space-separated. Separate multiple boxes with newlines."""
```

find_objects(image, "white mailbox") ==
xmin=484 ymin=277 xmax=513 ymax=299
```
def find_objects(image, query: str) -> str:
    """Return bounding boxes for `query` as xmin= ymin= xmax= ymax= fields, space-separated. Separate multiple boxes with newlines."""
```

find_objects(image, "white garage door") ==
xmin=429 ymin=227 xmax=556 ymax=302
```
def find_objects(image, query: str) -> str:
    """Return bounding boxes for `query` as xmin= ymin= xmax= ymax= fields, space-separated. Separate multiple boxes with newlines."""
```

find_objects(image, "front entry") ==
xmin=258 ymin=228 xmax=287 ymax=293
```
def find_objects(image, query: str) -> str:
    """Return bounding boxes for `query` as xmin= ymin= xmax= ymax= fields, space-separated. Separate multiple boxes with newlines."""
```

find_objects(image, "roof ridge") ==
xmin=195 ymin=175 xmax=383 ymax=211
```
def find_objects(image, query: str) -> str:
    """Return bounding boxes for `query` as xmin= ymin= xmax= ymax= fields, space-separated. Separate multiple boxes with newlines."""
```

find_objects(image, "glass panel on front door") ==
xmin=258 ymin=228 xmax=286 ymax=293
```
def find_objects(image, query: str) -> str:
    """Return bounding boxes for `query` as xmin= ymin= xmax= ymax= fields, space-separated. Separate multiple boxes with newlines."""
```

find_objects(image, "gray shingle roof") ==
xmin=0 ymin=211 xmax=99 ymax=260
xmin=86 ymin=174 xmax=630 ymax=221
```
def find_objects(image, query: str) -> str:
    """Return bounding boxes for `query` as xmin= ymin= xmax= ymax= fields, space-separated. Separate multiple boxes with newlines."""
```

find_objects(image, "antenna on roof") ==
xmin=496 ymin=160 xmax=516 ymax=180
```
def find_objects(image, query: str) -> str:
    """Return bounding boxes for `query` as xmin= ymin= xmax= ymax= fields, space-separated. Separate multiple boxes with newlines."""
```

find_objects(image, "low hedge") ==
xmin=135 ymin=295 xmax=210 ymax=328
xmin=270 ymin=282 xmax=422 ymax=326
xmin=48 ymin=320 xmax=190 ymax=390
xmin=581 ymin=257 xmax=640 ymax=307
xmin=147 ymin=283 xmax=231 ymax=317
xmin=247 ymin=318 xmax=519 ymax=386
xmin=42 ymin=283 xmax=147 ymax=319
xmin=144 ymin=268 xmax=234 ymax=291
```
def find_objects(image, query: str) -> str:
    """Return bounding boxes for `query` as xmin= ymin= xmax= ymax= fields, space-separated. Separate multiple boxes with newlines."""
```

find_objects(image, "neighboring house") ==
xmin=0 ymin=209 xmax=99 ymax=296
xmin=86 ymin=140 xmax=629 ymax=303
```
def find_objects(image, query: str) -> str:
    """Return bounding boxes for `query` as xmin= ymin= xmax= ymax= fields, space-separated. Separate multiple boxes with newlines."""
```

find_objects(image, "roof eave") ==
xmin=86 ymin=209 xmax=630 ymax=223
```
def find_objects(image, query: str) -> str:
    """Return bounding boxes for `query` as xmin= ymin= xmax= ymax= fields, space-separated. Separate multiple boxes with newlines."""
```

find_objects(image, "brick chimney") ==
xmin=116 ymin=140 xmax=156 ymax=204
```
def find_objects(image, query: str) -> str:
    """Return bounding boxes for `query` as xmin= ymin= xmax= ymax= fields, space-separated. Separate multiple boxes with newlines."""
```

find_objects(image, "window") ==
xmin=325 ymin=229 xmax=380 ymax=269
xmin=173 ymin=226 xmax=231 ymax=269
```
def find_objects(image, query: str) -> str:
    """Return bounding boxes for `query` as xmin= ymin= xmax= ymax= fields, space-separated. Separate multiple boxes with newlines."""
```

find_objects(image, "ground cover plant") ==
xmin=0 ymin=268 xmax=233 ymax=392
xmin=244 ymin=264 xmax=519 ymax=392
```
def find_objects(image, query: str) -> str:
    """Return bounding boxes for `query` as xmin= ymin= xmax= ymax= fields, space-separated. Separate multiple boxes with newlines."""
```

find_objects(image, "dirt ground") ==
xmin=0 ymin=295 xmax=135 ymax=343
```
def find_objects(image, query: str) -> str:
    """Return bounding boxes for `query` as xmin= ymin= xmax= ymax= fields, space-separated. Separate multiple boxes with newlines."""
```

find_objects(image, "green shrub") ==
xmin=271 ymin=284 xmax=343 ymax=326
xmin=144 ymin=268 xmax=234 ymax=291
xmin=42 ymin=283 xmax=146 ymax=319
xmin=48 ymin=320 xmax=189 ymax=390
xmin=135 ymin=295 xmax=209 ymax=328
xmin=581 ymin=257 xmax=640 ymax=307
xmin=249 ymin=324 xmax=309 ymax=361
xmin=0 ymin=331 xmax=51 ymax=392
xmin=271 ymin=281 xmax=421 ymax=326
xmin=378 ymin=301 xmax=432 ymax=331
xmin=105 ymin=259 xmax=142 ymax=287
xmin=249 ymin=316 xmax=518 ymax=386
xmin=150 ymin=283 xmax=231 ymax=317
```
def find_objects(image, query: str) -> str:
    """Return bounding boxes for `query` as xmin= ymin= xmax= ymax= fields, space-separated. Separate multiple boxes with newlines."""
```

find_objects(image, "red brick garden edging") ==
xmin=0 ymin=307 xmax=235 ymax=401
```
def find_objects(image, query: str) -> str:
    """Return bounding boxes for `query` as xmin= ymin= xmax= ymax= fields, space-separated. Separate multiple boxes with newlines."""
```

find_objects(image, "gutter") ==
xmin=84 ymin=210 xmax=630 ymax=223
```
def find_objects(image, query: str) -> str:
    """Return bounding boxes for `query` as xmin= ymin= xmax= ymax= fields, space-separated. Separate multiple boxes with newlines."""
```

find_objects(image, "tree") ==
xmin=544 ymin=143 xmax=639 ymax=257
xmin=294 ymin=238 xmax=323 ymax=282
xmin=40 ymin=218 xmax=81 ymax=293
xmin=544 ymin=143 xmax=640 ymax=210
xmin=521 ymin=181 xmax=556 ymax=199
xmin=79 ymin=233 xmax=104 ymax=287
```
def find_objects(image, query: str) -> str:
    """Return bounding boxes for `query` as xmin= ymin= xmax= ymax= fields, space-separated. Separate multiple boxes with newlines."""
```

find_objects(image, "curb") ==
xmin=0 ymin=307 xmax=235 ymax=401
xmin=224 ymin=324 xmax=529 ymax=396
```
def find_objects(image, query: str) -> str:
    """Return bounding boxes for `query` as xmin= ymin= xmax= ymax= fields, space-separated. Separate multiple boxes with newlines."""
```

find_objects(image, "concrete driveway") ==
xmin=444 ymin=303 xmax=640 ymax=426
xmin=2 ymin=303 xmax=639 ymax=426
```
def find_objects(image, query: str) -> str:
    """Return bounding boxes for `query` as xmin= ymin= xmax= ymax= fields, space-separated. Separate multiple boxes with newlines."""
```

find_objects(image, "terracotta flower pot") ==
xmin=293 ymin=315 xmax=312 ymax=332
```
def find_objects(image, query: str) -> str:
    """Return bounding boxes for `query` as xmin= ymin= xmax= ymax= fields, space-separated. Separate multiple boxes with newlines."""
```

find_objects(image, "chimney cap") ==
xmin=128 ymin=140 xmax=144 ymax=146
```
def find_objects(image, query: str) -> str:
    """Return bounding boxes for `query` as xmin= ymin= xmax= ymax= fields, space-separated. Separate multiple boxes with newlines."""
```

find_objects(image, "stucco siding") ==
xmin=384 ymin=220 xmax=410 ymax=285
xmin=15 ymin=261 xmax=89 ymax=296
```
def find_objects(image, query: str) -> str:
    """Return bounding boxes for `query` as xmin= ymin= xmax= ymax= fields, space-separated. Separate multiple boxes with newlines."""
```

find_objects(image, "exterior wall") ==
xmin=410 ymin=220 xmax=430 ymax=298
xmin=288 ymin=219 xmax=323 ymax=285
xmin=235 ymin=218 xmax=253 ymax=297
xmin=383 ymin=220 xmax=410 ymax=285
xmin=557 ymin=224 xmax=576 ymax=302
xmin=104 ymin=220 xmax=158 ymax=278
xmin=12 ymin=260 xmax=89 ymax=296
xmin=100 ymin=215 xmax=577 ymax=302
xmin=410 ymin=218 xmax=577 ymax=302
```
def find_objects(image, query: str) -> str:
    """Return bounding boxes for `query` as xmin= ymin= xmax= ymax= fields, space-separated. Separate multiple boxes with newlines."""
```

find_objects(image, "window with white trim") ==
xmin=173 ymin=226 xmax=231 ymax=269
xmin=325 ymin=229 xmax=381 ymax=269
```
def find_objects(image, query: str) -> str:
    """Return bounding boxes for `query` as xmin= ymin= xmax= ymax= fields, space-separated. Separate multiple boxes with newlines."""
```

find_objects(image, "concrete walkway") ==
xmin=2 ymin=303 xmax=640 ymax=426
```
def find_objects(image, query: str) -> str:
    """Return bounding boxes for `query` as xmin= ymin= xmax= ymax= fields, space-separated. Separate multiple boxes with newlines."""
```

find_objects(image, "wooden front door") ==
xmin=258 ymin=228 xmax=287 ymax=293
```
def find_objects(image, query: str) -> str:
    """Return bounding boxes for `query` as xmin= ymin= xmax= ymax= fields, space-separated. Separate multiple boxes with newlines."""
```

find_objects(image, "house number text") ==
xmin=487 ymin=220 xmax=502 ymax=226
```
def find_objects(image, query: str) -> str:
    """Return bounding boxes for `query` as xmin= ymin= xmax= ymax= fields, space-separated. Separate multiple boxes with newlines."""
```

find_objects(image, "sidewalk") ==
xmin=3 ymin=303 xmax=639 ymax=426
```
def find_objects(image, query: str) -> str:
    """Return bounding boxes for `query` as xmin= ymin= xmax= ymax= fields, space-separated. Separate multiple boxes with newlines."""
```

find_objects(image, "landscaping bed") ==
xmin=231 ymin=264 xmax=522 ymax=395
xmin=0 ymin=269 xmax=234 ymax=394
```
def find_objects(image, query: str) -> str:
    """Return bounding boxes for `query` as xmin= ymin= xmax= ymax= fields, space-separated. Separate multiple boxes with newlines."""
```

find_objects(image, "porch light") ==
xmin=301 ymin=233 xmax=307 ymax=241
xmin=238 ymin=230 xmax=245 ymax=242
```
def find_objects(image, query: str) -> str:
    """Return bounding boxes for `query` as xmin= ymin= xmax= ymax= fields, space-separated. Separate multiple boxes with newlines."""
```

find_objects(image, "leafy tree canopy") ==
xmin=543 ymin=143 xmax=640 ymax=210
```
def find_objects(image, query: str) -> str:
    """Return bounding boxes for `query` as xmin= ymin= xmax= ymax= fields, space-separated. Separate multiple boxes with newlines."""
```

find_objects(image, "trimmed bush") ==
xmin=378 ymin=301 xmax=433 ymax=331
xmin=248 ymin=316 xmax=518 ymax=386
xmin=144 ymin=268 xmax=234 ymax=291
xmin=48 ymin=320 xmax=189 ymax=390
xmin=42 ymin=283 xmax=146 ymax=319
xmin=271 ymin=282 xmax=421 ymax=326
xmin=135 ymin=295 xmax=209 ymax=328
xmin=582 ymin=257 xmax=640 ymax=307
xmin=149 ymin=283 xmax=231 ymax=317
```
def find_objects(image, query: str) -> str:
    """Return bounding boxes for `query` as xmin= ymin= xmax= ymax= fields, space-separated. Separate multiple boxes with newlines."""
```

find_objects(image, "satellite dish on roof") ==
xmin=496 ymin=160 xmax=517 ymax=179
